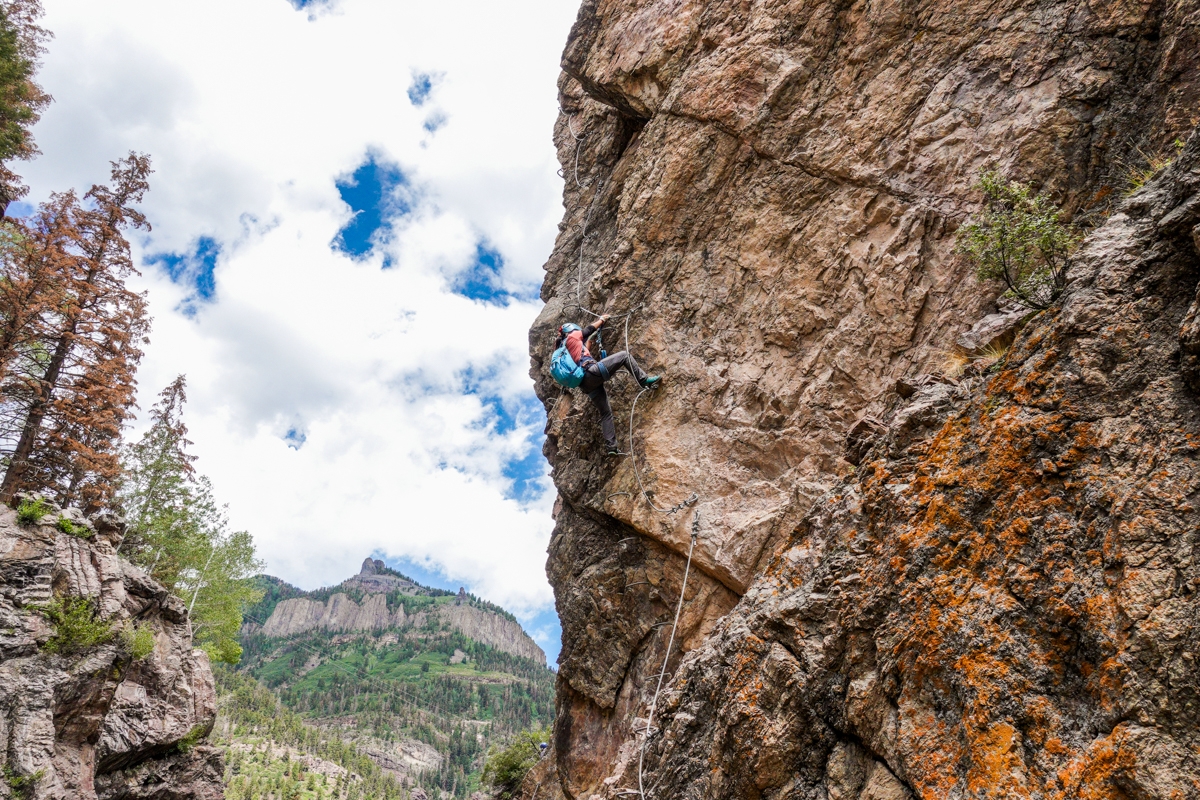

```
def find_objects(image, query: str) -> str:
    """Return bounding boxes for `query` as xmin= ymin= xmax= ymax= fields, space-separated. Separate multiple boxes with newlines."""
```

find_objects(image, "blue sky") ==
xmin=20 ymin=0 xmax=579 ymax=663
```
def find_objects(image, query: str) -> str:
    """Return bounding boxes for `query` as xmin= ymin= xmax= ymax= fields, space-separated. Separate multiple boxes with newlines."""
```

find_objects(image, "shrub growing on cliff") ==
xmin=1120 ymin=138 xmax=1185 ymax=196
xmin=173 ymin=723 xmax=208 ymax=754
xmin=120 ymin=623 xmax=155 ymax=660
xmin=39 ymin=595 xmax=114 ymax=654
xmin=482 ymin=728 xmax=548 ymax=799
xmin=14 ymin=495 xmax=47 ymax=524
xmin=957 ymin=171 xmax=1080 ymax=310
xmin=3 ymin=767 xmax=44 ymax=799
xmin=55 ymin=514 xmax=90 ymax=537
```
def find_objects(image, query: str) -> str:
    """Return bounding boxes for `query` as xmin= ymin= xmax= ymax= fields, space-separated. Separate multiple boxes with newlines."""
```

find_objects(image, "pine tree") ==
xmin=119 ymin=376 xmax=263 ymax=663
xmin=119 ymin=375 xmax=197 ymax=561
xmin=0 ymin=0 xmax=50 ymax=213
xmin=0 ymin=153 xmax=152 ymax=509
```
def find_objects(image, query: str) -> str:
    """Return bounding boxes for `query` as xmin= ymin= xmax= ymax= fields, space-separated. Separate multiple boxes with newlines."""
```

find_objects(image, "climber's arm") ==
xmin=582 ymin=315 xmax=609 ymax=342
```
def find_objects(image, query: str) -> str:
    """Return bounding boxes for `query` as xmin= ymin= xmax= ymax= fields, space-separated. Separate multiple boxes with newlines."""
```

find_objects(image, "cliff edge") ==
xmin=531 ymin=1 xmax=1200 ymax=798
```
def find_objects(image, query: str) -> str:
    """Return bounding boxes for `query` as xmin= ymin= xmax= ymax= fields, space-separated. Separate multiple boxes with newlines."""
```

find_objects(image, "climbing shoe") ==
xmin=606 ymin=446 xmax=624 ymax=457
xmin=640 ymin=375 xmax=661 ymax=389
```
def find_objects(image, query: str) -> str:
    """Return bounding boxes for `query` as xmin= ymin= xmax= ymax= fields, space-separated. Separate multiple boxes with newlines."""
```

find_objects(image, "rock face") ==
xmin=261 ymin=593 xmax=405 ymax=637
xmin=432 ymin=604 xmax=546 ymax=664
xmin=260 ymin=587 xmax=546 ymax=664
xmin=639 ymin=140 xmax=1200 ymax=799
xmin=0 ymin=501 xmax=222 ymax=800
xmin=531 ymin=0 xmax=1200 ymax=797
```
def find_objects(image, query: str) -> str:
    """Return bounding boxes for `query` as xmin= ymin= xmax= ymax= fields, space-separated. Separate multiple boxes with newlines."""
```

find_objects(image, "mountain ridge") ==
xmin=224 ymin=556 xmax=555 ymax=797
xmin=245 ymin=558 xmax=545 ymax=665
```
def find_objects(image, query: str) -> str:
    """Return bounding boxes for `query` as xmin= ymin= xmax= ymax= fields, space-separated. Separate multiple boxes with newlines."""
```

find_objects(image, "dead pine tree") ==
xmin=0 ymin=153 xmax=152 ymax=510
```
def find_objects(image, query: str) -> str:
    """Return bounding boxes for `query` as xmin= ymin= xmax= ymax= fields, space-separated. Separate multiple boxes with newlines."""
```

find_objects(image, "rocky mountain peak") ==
xmin=256 ymin=561 xmax=546 ymax=664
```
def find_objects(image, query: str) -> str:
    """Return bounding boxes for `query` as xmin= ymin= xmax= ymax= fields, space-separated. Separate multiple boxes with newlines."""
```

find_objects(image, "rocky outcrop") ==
xmin=0 ymin=500 xmax=222 ymax=800
xmin=430 ymin=604 xmax=546 ymax=664
xmin=351 ymin=558 xmax=418 ymax=595
xmin=261 ymin=593 xmax=404 ymax=637
xmin=532 ymin=0 xmax=1200 ymax=796
xmin=261 ymin=592 xmax=546 ymax=664
xmin=636 ymin=135 xmax=1200 ymax=800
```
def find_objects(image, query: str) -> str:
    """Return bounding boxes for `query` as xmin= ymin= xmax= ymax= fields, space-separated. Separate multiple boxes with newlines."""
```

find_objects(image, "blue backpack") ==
xmin=550 ymin=324 xmax=586 ymax=388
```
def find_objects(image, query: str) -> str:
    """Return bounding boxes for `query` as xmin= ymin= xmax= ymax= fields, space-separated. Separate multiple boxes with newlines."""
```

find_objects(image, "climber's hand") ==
xmin=596 ymin=314 xmax=610 ymax=327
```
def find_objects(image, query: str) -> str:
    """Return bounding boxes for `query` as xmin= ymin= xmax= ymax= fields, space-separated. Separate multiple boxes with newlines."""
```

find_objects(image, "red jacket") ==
xmin=564 ymin=324 xmax=599 ymax=366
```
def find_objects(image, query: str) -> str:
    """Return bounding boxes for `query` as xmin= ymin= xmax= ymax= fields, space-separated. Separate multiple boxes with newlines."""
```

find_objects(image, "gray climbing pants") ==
xmin=580 ymin=351 xmax=648 ymax=449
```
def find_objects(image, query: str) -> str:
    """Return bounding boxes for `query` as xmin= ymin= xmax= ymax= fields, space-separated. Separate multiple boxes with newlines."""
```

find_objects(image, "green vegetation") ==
xmin=235 ymin=625 xmax=554 ymax=797
xmin=957 ymin=171 xmax=1080 ymax=310
xmin=39 ymin=596 xmax=114 ymax=654
xmin=1121 ymin=139 xmax=1185 ymax=196
xmin=175 ymin=724 xmax=209 ymax=754
xmin=0 ymin=0 xmax=51 ymax=205
xmin=225 ymin=745 xmax=349 ymax=800
xmin=3 ymin=766 xmax=44 ymax=799
xmin=121 ymin=623 xmax=155 ymax=661
xmin=15 ymin=495 xmax=48 ymax=524
xmin=231 ymin=568 xmax=555 ymax=797
xmin=56 ymin=515 xmax=91 ymax=538
xmin=482 ymin=729 xmax=549 ymax=799
xmin=216 ymin=666 xmax=407 ymax=800
xmin=119 ymin=377 xmax=263 ymax=665
xmin=246 ymin=575 xmax=308 ymax=625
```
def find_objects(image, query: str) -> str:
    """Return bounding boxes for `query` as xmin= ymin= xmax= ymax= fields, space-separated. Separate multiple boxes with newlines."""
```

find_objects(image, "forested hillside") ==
xmin=219 ymin=562 xmax=555 ymax=798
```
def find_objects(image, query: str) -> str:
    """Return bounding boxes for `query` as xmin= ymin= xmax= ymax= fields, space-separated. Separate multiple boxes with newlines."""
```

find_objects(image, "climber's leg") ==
xmin=580 ymin=368 xmax=619 ymax=451
xmin=584 ymin=384 xmax=619 ymax=452
xmin=597 ymin=351 xmax=660 ymax=387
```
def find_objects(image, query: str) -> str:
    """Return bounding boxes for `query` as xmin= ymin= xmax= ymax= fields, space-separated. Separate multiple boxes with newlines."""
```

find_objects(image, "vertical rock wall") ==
xmin=0 ymin=502 xmax=223 ymax=800
xmin=531 ymin=0 xmax=1200 ymax=797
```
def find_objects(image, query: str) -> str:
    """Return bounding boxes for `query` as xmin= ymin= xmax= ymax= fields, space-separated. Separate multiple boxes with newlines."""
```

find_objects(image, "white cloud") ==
xmin=21 ymin=0 xmax=578 ymax=628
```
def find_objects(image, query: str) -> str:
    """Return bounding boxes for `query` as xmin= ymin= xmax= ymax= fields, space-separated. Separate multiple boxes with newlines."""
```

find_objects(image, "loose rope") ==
xmin=636 ymin=511 xmax=700 ymax=800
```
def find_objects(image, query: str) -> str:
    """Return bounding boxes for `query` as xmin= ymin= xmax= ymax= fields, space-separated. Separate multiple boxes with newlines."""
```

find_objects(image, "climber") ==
xmin=553 ymin=314 xmax=660 ymax=455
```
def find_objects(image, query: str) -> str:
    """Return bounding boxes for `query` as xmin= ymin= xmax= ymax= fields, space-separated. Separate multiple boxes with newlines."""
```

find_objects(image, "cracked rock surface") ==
xmin=529 ymin=0 xmax=1200 ymax=797
xmin=0 ymin=502 xmax=222 ymax=800
xmin=639 ymin=133 xmax=1200 ymax=800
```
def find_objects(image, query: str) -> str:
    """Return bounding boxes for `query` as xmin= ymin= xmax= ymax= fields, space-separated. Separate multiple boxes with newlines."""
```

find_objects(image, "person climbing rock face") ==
xmin=556 ymin=315 xmax=660 ymax=455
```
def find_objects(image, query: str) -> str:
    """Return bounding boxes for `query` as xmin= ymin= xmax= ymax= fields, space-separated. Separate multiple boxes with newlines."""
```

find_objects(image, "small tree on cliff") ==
xmin=0 ymin=154 xmax=152 ymax=509
xmin=119 ymin=376 xmax=263 ymax=664
xmin=957 ymin=171 xmax=1081 ymax=310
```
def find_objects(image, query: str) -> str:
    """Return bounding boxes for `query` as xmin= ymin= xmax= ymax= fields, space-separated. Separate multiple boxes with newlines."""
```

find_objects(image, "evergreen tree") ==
xmin=119 ymin=375 xmax=198 ymax=562
xmin=120 ymin=376 xmax=263 ymax=663
xmin=0 ymin=0 xmax=50 ymax=213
